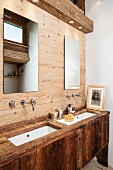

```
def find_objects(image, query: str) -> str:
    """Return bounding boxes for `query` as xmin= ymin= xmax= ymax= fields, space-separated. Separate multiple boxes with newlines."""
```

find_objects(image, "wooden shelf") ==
xmin=4 ymin=40 xmax=30 ymax=64
xmin=4 ymin=40 xmax=28 ymax=48
xmin=27 ymin=0 xmax=93 ymax=33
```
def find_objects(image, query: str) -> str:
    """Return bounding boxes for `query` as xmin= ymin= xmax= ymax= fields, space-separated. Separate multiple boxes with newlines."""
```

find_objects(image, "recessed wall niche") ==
xmin=3 ymin=9 xmax=38 ymax=94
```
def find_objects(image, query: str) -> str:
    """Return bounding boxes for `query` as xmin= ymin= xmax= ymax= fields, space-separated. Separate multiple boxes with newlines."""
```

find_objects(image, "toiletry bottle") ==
xmin=68 ymin=104 xmax=72 ymax=113
xmin=58 ymin=108 xmax=63 ymax=119
xmin=65 ymin=107 xmax=69 ymax=114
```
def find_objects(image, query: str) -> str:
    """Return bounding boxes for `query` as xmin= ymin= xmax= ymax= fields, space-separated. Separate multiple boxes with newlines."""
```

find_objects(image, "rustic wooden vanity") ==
xmin=0 ymin=109 xmax=109 ymax=170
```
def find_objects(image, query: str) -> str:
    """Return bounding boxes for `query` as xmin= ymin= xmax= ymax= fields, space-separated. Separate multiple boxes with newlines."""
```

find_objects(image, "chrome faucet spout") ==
xmin=20 ymin=99 xmax=37 ymax=111
xmin=30 ymin=98 xmax=37 ymax=111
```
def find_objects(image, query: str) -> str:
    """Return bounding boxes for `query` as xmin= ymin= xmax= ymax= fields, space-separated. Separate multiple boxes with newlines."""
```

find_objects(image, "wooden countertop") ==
xmin=0 ymin=108 xmax=110 ymax=167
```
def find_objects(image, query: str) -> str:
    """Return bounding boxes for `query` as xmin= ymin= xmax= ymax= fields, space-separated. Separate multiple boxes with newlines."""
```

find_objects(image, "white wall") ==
xmin=86 ymin=0 xmax=113 ymax=167
xmin=19 ymin=21 xmax=38 ymax=92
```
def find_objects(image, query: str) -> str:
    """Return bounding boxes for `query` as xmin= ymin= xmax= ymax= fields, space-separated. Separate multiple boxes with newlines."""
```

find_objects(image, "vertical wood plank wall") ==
xmin=0 ymin=0 xmax=86 ymax=127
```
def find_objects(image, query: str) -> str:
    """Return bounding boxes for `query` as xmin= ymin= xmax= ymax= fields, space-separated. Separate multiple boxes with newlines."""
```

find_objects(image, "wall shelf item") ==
xmin=27 ymin=0 xmax=93 ymax=33
xmin=4 ymin=76 xmax=19 ymax=78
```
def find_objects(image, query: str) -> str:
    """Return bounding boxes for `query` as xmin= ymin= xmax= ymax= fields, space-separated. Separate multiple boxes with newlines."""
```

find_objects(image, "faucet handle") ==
xmin=57 ymin=107 xmax=60 ymax=111
xmin=66 ymin=94 xmax=71 ymax=98
xmin=55 ymin=107 xmax=60 ymax=112
xmin=9 ymin=100 xmax=16 ymax=109
xmin=20 ymin=100 xmax=26 ymax=105
xmin=30 ymin=98 xmax=37 ymax=105
xmin=75 ymin=93 xmax=81 ymax=97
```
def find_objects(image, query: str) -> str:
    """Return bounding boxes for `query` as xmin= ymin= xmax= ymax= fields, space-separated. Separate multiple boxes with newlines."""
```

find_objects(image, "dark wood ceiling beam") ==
xmin=27 ymin=0 xmax=93 ymax=34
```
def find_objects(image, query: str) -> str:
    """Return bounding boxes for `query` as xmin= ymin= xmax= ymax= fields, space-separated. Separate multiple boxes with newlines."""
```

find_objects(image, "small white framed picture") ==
xmin=87 ymin=85 xmax=106 ymax=111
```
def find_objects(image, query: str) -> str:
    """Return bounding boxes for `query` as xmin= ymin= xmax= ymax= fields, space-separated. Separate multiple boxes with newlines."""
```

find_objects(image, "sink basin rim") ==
xmin=57 ymin=112 xmax=96 ymax=126
xmin=8 ymin=125 xmax=57 ymax=146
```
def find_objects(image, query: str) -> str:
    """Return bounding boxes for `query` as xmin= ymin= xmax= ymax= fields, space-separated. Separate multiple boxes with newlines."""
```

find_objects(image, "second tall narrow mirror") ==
xmin=64 ymin=36 xmax=80 ymax=90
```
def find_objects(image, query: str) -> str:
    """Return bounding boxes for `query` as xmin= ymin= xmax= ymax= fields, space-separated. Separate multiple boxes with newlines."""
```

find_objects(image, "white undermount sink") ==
xmin=57 ymin=112 xmax=96 ymax=126
xmin=8 ymin=126 xmax=57 ymax=146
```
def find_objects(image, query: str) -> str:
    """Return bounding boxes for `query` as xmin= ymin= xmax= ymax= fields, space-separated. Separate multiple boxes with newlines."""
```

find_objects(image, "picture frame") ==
xmin=87 ymin=85 xmax=106 ymax=111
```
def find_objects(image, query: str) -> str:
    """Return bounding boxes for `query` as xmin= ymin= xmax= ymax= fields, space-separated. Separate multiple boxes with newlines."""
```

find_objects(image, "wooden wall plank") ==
xmin=27 ymin=0 xmax=93 ymax=33
xmin=0 ymin=0 xmax=86 ymax=127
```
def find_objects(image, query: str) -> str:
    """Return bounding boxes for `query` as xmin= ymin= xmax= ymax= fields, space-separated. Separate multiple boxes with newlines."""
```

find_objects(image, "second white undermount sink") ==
xmin=8 ymin=125 xmax=57 ymax=146
xmin=57 ymin=112 xmax=96 ymax=126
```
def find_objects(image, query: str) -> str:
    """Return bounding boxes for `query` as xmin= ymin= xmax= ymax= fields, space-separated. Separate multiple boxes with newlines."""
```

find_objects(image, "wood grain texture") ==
xmin=64 ymin=127 xmax=83 ymax=170
xmin=0 ymin=110 xmax=109 ymax=168
xmin=0 ymin=0 xmax=86 ymax=127
xmin=82 ymin=123 xmax=91 ymax=167
xmin=37 ymin=138 xmax=66 ymax=170
xmin=20 ymin=150 xmax=37 ymax=170
xmin=96 ymin=145 xmax=108 ymax=167
xmin=4 ymin=41 xmax=29 ymax=63
xmin=27 ymin=0 xmax=93 ymax=33
xmin=0 ymin=159 xmax=19 ymax=170
xmin=37 ymin=142 xmax=55 ymax=170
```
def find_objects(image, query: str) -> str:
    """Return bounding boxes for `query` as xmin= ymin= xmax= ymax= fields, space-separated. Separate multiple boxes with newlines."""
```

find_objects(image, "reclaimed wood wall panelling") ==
xmin=0 ymin=0 xmax=86 ymax=127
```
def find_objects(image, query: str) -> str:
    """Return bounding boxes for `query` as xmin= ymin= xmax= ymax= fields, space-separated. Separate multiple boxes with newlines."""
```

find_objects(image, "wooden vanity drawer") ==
xmin=0 ymin=159 xmax=19 ymax=170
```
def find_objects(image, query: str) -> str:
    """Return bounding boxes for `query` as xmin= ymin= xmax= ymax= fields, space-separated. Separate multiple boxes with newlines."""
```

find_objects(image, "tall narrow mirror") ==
xmin=64 ymin=36 xmax=80 ymax=89
xmin=3 ymin=9 xmax=38 ymax=93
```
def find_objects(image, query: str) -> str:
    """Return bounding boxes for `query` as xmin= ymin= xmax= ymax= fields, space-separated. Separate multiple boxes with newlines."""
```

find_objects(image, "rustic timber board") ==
xmin=4 ymin=40 xmax=29 ymax=64
xmin=0 ymin=109 xmax=109 ymax=167
xmin=27 ymin=0 xmax=93 ymax=33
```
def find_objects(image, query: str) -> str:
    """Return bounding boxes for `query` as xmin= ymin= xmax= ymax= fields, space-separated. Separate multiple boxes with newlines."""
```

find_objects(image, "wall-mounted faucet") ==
xmin=30 ymin=98 xmax=37 ymax=111
xmin=9 ymin=100 xmax=16 ymax=109
xmin=66 ymin=93 xmax=81 ymax=99
xmin=72 ymin=93 xmax=81 ymax=97
xmin=20 ymin=99 xmax=37 ymax=111
xmin=66 ymin=94 xmax=71 ymax=99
